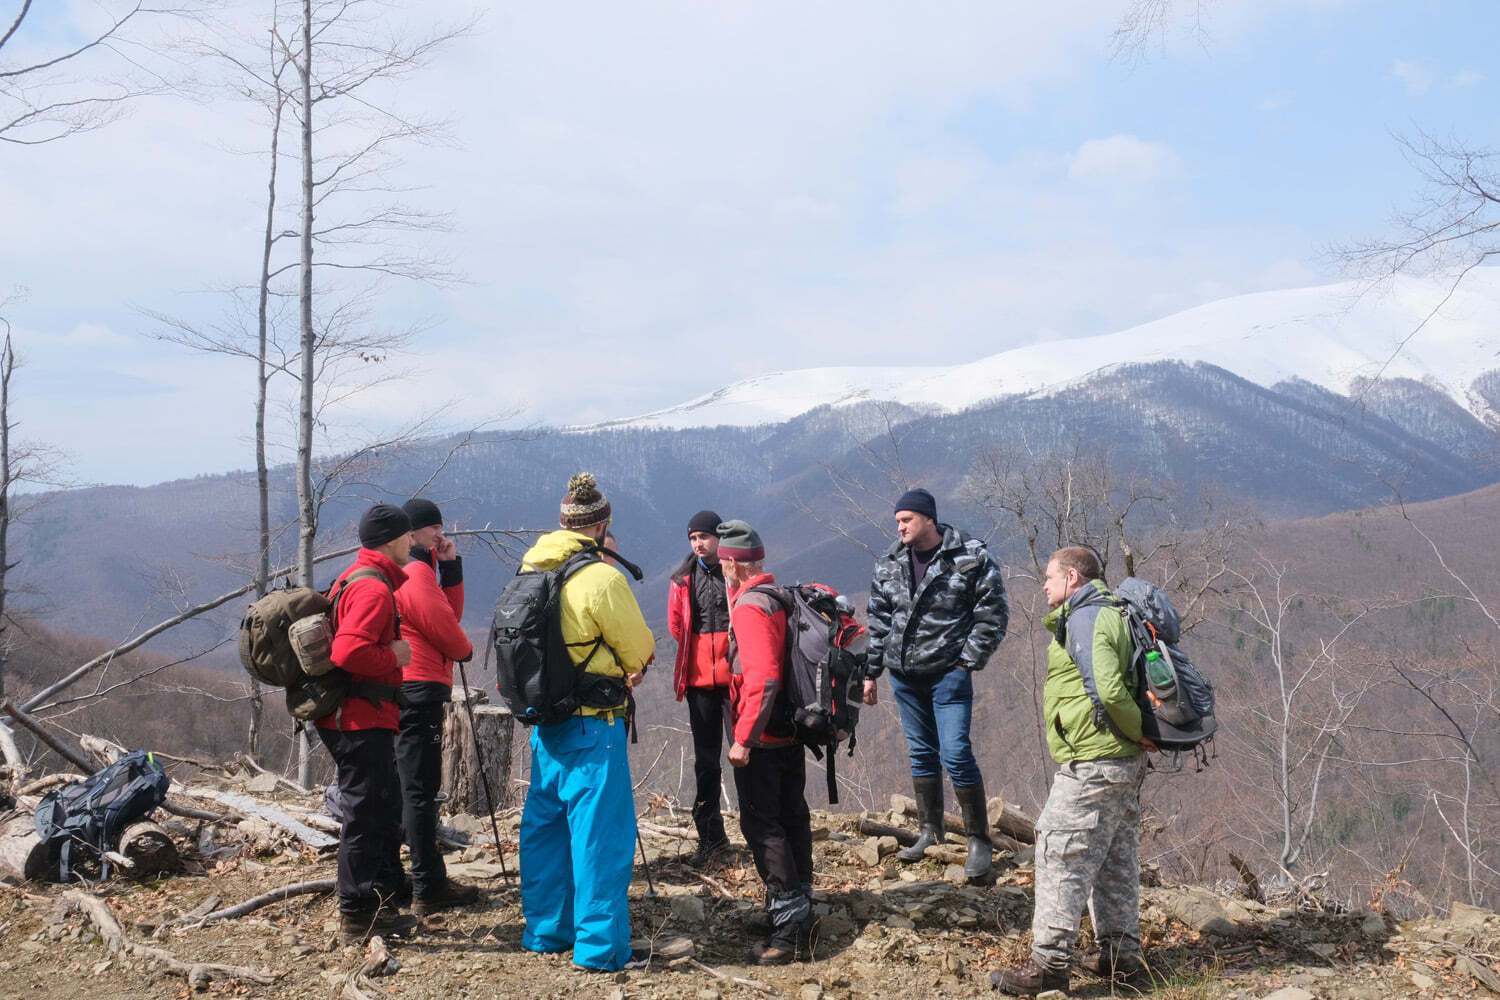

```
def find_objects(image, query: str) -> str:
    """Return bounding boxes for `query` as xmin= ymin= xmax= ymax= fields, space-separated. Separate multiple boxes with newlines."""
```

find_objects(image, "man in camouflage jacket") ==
xmin=863 ymin=488 xmax=1008 ymax=879
xmin=991 ymin=545 xmax=1156 ymax=997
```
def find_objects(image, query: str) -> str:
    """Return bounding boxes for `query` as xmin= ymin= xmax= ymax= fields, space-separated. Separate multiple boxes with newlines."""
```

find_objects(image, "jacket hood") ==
xmin=522 ymin=529 xmax=596 ymax=571
xmin=1044 ymin=580 xmax=1112 ymax=635
xmin=729 ymin=570 xmax=777 ymax=605
xmin=884 ymin=522 xmax=969 ymax=559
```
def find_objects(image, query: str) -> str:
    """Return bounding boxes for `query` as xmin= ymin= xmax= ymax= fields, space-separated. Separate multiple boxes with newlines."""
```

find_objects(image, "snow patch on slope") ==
xmin=582 ymin=271 xmax=1500 ymax=431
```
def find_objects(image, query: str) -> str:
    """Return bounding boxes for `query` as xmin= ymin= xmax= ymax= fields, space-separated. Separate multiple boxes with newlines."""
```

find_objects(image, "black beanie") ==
xmin=359 ymin=503 xmax=412 ymax=548
xmin=894 ymin=488 xmax=938 ymax=522
xmin=403 ymin=497 xmax=443 ymax=531
xmin=687 ymin=509 xmax=723 ymax=536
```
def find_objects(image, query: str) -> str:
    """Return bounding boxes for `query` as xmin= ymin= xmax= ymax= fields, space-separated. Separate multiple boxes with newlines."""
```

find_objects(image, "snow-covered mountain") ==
xmin=589 ymin=271 xmax=1500 ymax=430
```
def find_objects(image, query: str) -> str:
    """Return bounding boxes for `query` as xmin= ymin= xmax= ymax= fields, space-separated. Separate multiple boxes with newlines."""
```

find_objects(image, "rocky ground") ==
xmin=2 ymin=785 xmax=1498 ymax=1000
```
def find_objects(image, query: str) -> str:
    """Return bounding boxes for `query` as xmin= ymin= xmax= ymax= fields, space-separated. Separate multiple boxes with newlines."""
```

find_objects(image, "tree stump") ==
xmin=0 ymin=812 xmax=50 ymax=882
xmin=118 ymin=820 xmax=180 ymax=878
xmin=440 ymin=703 xmax=514 ymax=817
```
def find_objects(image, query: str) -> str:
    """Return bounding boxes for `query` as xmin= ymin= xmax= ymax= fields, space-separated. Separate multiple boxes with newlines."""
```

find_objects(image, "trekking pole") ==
xmin=455 ymin=656 xmax=514 ymax=882
xmin=636 ymin=830 xmax=657 ymax=897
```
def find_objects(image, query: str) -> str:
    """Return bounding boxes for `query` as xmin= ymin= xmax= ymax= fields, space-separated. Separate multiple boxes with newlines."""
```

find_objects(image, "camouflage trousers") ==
xmin=1031 ymin=754 xmax=1147 ymax=972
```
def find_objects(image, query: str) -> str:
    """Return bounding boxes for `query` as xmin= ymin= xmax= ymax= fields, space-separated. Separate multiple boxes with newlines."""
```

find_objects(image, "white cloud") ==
xmin=1068 ymin=135 xmax=1183 ymax=184
xmin=1391 ymin=59 xmax=1433 ymax=95
xmin=1257 ymin=93 xmax=1294 ymax=112
xmin=1451 ymin=69 xmax=1485 ymax=89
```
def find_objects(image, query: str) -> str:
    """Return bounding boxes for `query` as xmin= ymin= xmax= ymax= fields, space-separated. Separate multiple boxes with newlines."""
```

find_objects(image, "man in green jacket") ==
xmin=992 ymin=546 xmax=1157 ymax=996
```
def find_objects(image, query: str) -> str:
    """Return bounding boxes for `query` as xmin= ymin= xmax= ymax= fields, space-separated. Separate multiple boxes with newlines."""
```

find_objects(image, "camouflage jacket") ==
xmin=865 ymin=525 xmax=1009 ymax=679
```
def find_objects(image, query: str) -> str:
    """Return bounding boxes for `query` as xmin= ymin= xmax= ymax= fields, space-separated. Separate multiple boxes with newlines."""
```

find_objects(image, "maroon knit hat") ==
xmin=715 ymin=519 xmax=764 ymax=562
xmin=559 ymin=472 xmax=612 ymax=530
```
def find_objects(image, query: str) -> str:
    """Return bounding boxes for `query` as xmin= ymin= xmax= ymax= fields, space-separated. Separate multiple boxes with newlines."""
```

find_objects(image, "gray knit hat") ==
xmin=715 ymin=519 xmax=765 ymax=562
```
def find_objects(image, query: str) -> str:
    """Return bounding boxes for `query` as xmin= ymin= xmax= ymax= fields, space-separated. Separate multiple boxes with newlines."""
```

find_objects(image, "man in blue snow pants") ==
xmin=518 ymin=473 xmax=656 ymax=972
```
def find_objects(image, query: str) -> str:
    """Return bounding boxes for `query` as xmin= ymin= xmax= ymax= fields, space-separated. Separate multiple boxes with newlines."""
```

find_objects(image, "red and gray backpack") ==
xmin=749 ymin=582 xmax=868 ymax=804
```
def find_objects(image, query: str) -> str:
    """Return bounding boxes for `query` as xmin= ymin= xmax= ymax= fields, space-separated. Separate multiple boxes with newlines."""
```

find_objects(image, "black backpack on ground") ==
xmin=492 ymin=544 xmax=644 ymax=728
xmin=746 ymin=582 xmax=867 ymax=805
xmin=33 ymin=750 xmax=171 ymax=882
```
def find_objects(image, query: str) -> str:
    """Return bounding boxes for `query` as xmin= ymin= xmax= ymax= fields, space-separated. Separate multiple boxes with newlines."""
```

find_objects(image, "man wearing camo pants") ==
xmin=991 ymin=546 xmax=1157 ymax=996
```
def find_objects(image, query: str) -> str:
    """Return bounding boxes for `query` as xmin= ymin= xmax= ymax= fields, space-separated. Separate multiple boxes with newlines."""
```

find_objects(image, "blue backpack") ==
xmin=33 ymin=750 xmax=171 ymax=881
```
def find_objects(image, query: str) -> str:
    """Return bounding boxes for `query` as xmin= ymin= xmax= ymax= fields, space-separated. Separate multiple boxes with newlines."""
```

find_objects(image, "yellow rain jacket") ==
xmin=520 ymin=530 xmax=656 ymax=717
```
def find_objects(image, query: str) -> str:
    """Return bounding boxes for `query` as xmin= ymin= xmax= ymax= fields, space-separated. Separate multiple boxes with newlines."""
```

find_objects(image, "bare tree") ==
xmin=0 ymin=0 xmax=206 ymax=145
xmin=0 ymin=300 xmax=69 ymax=771
xmin=1111 ymin=0 xmax=1218 ymax=63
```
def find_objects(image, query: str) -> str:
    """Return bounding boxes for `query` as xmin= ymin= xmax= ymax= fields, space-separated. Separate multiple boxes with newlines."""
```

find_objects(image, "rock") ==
xmin=1307 ymin=942 xmax=1337 ymax=959
xmin=1259 ymin=990 xmax=1316 ymax=1000
xmin=799 ymin=985 xmax=824 ymax=1000
xmin=943 ymin=952 xmax=965 ymax=976
xmin=606 ymin=990 xmax=626 ymax=1000
xmin=1036 ymin=992 xmax=1067 ymax=1000
xmin=884 ymin=914 xmax=915 ymax=930
xmin=246 ymin=772 xmax=281 ymax=794
xmin=1409 ymin=969 xmax=1436 ymax=990
xmin=1360 ymin=910 xmax=1389 ymax=940
xmin=1156 ymin=886 xmax=1254 ymax=939
xmin=814 ymin=909 xmax=855 ymax=940
xmin=1449 ymin=901 xmax=1496 ymax=930
xmin=943 ymin=864 xmax=967 ymax=885
xmin=670 ymin=895 xmax=706 ymax=924
xmin=446 ymin=813 xmax=484 ymax=835
xmin=875 ymin=835 xmax=899 ymax=858
xmin=697 ymin=991 xmax=721 ymax=1000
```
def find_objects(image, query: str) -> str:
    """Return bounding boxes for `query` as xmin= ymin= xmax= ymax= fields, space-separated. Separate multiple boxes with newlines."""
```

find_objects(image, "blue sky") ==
xmin=2 ymin=0 xmax=1496 ymax=485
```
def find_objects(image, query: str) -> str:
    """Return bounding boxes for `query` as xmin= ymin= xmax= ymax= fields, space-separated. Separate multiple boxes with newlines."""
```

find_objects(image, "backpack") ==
xmin=237 ymin=567 xmax=402 ymax=722
xmin=492 ymin=544 xmax=644 ymax=728
xmin=1112 ymin=576 xmax=1218 ymax=757
xmin=33 ymin=750 xmax=171 ymax=882
xmin=746 ymin=582 xmax=867 ymax=805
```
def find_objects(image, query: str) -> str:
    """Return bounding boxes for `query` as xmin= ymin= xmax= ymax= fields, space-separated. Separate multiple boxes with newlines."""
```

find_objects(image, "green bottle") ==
xmin=1144 ymin=649 xmax=1176 ymax=692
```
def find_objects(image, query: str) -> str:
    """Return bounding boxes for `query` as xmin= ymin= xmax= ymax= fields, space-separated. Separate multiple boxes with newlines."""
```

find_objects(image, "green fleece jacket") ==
xmin=1042 ymin=581 xmax=1143 ymax=763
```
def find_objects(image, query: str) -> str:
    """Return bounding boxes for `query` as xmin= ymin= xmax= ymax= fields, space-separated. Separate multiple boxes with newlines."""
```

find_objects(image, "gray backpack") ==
xmin=1113 ymin=577 xmax=1218 ymax=755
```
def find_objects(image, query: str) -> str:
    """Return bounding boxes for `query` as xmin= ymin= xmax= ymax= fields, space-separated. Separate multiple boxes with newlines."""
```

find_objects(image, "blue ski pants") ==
xmin=520 ymin=714 xmax=637 ymax=971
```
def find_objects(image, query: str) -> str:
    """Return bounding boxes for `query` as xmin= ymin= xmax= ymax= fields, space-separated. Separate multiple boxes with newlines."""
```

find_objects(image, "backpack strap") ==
xmin=330 ymin=566 xmax=401 ymax=638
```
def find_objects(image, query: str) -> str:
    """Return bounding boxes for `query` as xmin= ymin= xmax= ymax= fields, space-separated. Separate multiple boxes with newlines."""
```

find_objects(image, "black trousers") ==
xmin=732 ymin=744 xmax=813 ymax=897
xmin=319 ymin=726 xmax=404 ymax=914
xmin=685 ymin=685 xmax=729 ymax=846
xmin=396 ymin=682 xmax=451 ymax=897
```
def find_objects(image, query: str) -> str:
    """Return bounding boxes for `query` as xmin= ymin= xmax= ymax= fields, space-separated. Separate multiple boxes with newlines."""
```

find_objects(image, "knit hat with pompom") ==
xmin=559 ymin=472 xmax=612 ymax=530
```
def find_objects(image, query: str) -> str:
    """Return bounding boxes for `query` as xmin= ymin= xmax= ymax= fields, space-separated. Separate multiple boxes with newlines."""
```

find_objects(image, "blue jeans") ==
xmin=520 ymin=715 xmax=637 ymax=971
xmin=888 ymin=667 xmax=982 ymax=787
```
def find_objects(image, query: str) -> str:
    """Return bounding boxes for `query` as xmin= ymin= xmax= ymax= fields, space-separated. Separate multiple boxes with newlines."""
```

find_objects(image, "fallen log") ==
xmin=179 ymin=787 xmax=335 ymax=850
xmin=189 ymin=878 xmax=336 ymax=925
xmin=1 ymin=701 xmax=93 ymax=772
xmin=855 ymin=817 xmax=1026 ymax=855
xmin=118 ymin=820 xmax=180 ymax=878
xmin=890 ymin=791 xmax=1036 ymax=844
xmin=63 ymin=890 xmax=278 ymax=989
xmin=0 ymin=812 xmax=49 ymax=882
xmin=16 ymin=772 xmax=84 ymax=796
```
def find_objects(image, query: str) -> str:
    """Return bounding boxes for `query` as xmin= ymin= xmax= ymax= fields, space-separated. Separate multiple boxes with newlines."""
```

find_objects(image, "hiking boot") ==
xmin=954 ymin=780 xmax=993 ymax=880
xmin=688 ymin=837 xmax=730 ymax=868
xmin=989 ymin=958 xmax=1069 ymax=996
xmin=1079 ymin=946 xmax=1150 ymax=987
xmin=412 ymin=879 xmax=482 ymax=916
xmin=896 ymin=775 xmax=944 ymax=862
xmin=339 ymin=909 xmax=418 ymax=944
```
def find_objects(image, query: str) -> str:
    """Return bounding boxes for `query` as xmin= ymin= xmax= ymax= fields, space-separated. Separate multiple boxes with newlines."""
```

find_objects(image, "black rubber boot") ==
xmin=954 ymin=780 xmax=993 ymax=880
xmin=896 ymin=775 xmax=944 ymax=862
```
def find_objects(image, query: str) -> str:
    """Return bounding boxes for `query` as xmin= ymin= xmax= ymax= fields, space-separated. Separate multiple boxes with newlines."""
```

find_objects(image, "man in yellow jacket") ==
xmin=519 ymin=473 xmax=656 ymax=973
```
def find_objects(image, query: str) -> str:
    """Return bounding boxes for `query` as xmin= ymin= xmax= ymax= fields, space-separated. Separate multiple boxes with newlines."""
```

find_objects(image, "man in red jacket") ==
xmin=319 ymin=503 xmax=416 ymax=942
xmin=395 ymin=498 xmax=482 ymax=915
xmin=720 ymin=519 xmax=813 ymax=965
xmin=666 ymin=509 xmax=732 ymax=864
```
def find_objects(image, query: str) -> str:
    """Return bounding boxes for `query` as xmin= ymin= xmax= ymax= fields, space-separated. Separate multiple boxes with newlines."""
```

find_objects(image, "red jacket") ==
xmin=667 ymin=555 xmax=731 ymax=700
xmin=317 ymin=548 xmax=406 ymax=732
xmin=728 ymin=572 xmax=792 ymax=748
xmin=397 ymin=548 xmax=471 ymax=687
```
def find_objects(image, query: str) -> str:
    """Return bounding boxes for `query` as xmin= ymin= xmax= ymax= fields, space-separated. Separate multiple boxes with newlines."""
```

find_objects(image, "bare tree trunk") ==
xmin=293 ymin=0 xmax=317 ymax=788
xmin=247 ymin=84 xmax=286 ymax=764
xmin=0 ymin=333 xmax=16 ymax=772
